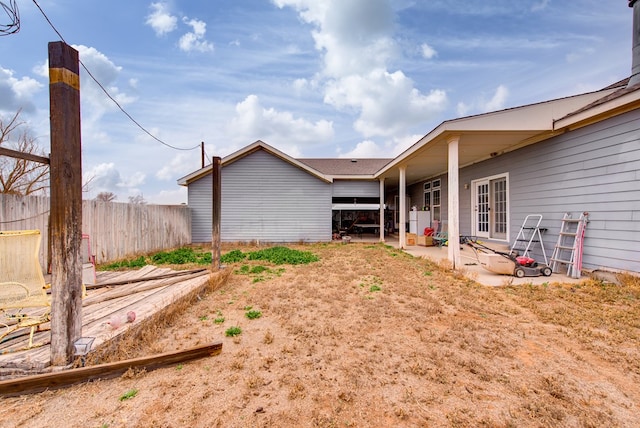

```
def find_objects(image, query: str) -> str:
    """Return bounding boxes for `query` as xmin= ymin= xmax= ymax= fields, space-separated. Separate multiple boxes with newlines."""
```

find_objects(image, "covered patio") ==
xmin=371 ymin=88 xmax=621 ymax=269
xmin=347 ymin=234 xmax=583 ymax=287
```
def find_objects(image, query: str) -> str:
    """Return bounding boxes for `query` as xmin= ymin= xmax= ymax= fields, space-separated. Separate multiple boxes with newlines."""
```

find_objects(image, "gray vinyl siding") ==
xmin=458 ymin=109 xmax=640 ymax=273
xmin=408 ymin=177 xmax=448 ymax=220
xmin=223 ymin=151 xmax=331 ymax=242
xmin=188 ymin=149 xmax=332 ymax=243
xmin=332 ymin=180 xmax=379 ymax=197
xmin=187 ymin=175 xmax=212 ymax=243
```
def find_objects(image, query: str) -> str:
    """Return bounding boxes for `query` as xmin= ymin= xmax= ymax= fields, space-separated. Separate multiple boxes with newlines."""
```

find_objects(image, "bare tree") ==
xmin=0 ymin=110 xmax=49 ymax=195
xmin=128 ymin=194 xmax=147 ymax=205
xmin=95 ymin=191 xmax=117 ymax=202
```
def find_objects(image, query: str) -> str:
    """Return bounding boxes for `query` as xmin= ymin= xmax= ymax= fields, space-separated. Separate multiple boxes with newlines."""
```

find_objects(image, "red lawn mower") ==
xmin=465 ymin=238 xmax=552 ymax=278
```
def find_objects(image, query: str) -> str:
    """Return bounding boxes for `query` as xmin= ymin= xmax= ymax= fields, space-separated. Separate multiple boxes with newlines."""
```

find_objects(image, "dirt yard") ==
xmin=1 ymin=243 xmax=639 ymax=427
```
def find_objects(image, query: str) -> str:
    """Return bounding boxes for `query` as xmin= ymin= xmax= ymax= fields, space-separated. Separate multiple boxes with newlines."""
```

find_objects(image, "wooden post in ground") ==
xmin=211 ymin=157 xmax=221 ymax=271
xmin=48 ymin=41 xmax=83 ymax=366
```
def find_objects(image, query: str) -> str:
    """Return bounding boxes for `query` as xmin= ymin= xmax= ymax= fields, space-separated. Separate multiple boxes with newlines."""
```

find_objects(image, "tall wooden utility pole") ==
xmin=49 ymin=41 xmax=83 ymax=366
xmin=211 ymin=157 xmax=221 ymax=271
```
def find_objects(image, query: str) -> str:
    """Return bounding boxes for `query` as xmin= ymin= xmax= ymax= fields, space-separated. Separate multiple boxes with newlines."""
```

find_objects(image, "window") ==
xmin=432 ymin=180 xmax=441 ymax=221
xmin=423 ymin=182 xmax=431 ymax=210
xmin=422 ymin=179 xmax=441 ymax=221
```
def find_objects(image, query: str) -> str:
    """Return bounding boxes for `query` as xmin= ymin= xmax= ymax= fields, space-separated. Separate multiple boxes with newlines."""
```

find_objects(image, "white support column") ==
xmin=379 ymin=178 xmax=385 ymax=242
xmin=447 ymin=135 xmax=461 ymax=268
xmin=399 ymin=166 xmax=407 ymax=249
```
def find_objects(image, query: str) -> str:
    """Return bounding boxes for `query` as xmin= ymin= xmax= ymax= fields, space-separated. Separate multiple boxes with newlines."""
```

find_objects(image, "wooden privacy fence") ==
xmin=0 ymin=194 xmax=192 ymax=269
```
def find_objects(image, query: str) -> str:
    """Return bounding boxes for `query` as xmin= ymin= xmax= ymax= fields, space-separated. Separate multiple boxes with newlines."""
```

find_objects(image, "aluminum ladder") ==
xmin=511 ymin=214 xmax=548 ymax=264
xmin=549 ymin=212 xmax=589 ymax=278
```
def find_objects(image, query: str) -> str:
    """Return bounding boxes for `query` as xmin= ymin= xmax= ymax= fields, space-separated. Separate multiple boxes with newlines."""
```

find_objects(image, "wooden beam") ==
xmin=0 ymin=342 xmax=223 ymax=397
xmin=211 ymin=156 xmax=221 ymax=271
xmin=84 ymin=268 xmax=208 ymax=290
xmin=0 ymin=147 xmax=50 ymax=164
xmin=48 ymin=41 xmax=83 ymax=366
xmin=81 ymin=270 xmax=209 ymax=306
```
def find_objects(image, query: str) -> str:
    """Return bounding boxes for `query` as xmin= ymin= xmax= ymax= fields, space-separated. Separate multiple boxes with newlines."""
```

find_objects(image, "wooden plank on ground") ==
xmin=86 ymin=268 xmax=207 ymax=289
xmin=0 ymin=342 xmax=222 ymax=396
xmin=82 ymin=270 xmax=208 ymax=305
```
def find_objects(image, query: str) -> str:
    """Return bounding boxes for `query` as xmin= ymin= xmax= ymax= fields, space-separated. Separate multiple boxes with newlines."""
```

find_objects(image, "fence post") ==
xmin=49 ymin=41 xmax=83 ymax=366
xmin=211 ymin=157 xmax=221 ymax=271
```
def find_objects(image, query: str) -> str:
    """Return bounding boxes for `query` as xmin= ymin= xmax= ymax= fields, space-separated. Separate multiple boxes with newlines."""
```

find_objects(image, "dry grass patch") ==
xmin=1 ymin=243 xmax=638 ymax=428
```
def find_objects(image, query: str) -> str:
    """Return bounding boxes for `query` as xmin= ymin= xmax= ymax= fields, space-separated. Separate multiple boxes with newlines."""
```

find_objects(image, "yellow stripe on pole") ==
xmin=49 ymin=67 xmax=80 ymax=90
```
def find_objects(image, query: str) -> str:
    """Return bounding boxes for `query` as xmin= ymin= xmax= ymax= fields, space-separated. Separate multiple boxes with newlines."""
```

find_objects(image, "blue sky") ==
xmin=0 ymin=0 xmax=633 ymax=204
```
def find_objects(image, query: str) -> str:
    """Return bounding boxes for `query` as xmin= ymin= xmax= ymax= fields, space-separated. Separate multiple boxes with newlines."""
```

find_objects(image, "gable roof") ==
xmin=177 ymin=140 xmax=332 ymax=186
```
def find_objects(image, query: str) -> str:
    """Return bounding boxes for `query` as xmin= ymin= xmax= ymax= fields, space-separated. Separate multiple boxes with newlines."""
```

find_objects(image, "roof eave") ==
xmin=554 ymin=89 xmax=640 ymax=131
xmin=374 ymin=88 xmax=619 ymax=178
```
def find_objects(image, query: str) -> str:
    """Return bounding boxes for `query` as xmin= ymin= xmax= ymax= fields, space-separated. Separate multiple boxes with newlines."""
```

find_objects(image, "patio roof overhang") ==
xmin=375 ymin=87 xmax=620 ymax=189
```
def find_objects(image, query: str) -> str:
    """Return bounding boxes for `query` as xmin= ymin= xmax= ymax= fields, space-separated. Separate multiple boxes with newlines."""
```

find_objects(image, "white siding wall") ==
xmin=188 ymin=149 xmax=332 ymax=243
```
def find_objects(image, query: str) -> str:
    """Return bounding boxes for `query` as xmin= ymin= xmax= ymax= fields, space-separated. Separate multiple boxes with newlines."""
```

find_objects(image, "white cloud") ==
xmin=0 ymin=67 xmax=43 ymax=113
xmin=483 ymin=85 xmax=509 ymax=112
xmin=325 ymin=69 xmax=447 ymax=137
xmin=456 ymin=85 xmax=509 ymax=116
xmin=73 ymin=45 xmax=136 ymax=114
xmin=456 ymin=101 xmax=470 ymax=117
xmin=179 ymin=18 xmax=214 ymax=53
xmin=151 ymin=187 xmax=188 ymax=205
xmin=388 ymin=134 xmax=424 ymax=156
xmin=83 ymin=163 xmax=146 ymax=200
xmin=531 ymin=0 xmax=551 ymax=12
xmin=421 ymin=42 xmax=437 ymax=59
xmin=156 ymin=153 xmax=193 ymax=181
xmin=337 ymin=133 xmax=423 ymax=159
xmin=292 ymin=78 xmax=310 ymax=94
xmin=228 ymin=94 xmax=334 ymax=150
xmin=146 ymin=2 xmax=178 ymax=36
xmin=274 ymin=0 xmax=396 ymax=77
xmin=274 ymin=0 xmax=447 ymax=140
xmin=337 ymin=140 xmax=383 ymax=158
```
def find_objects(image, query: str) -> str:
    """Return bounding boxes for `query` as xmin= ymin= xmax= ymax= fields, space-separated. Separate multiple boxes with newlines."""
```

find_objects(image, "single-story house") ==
xmin=177 ymin=141 xmax=391 ymax=243
xmin=178 ymin=3 xmax=640 ymax=276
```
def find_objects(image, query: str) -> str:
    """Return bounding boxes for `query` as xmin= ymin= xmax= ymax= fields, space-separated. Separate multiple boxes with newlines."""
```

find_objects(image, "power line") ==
xmin=31 ymin=0 xmax=200 ymax=152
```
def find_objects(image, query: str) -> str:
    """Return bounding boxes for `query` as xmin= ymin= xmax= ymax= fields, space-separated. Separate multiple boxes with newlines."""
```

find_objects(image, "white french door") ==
xmin=472 ymin=174 xmax=508 ymax=240
xmin=474 ymin=180 xmax=490 ymax=238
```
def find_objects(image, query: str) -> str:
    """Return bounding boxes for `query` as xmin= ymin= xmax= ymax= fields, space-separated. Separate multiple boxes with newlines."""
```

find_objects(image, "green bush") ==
xmin=151 ymin=247 xmax=211 ymax=265
xmin=247 ymin=246 xmax=318 ymax=265
xmin=221 ymin=249 xmax=246 ymax=263
xmin=225 ymin=326 xmax=242 ymax=337
xmin=101 ymin=256 xmax=147 ymax=271
xmin=245 ymin=310 xmax=262 ymax=319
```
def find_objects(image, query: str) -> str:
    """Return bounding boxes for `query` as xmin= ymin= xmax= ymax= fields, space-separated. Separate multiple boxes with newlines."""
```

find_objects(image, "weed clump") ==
xmin=247 ymin=246 xmax=318 ymax=265
xmin=221 ymin=249 xmax=246 ymax=263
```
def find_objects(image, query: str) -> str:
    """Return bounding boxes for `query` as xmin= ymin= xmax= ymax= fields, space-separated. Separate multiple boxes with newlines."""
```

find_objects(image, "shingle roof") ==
xmin=297 ymin=158 xmax=392 ymax=176
xmin=558 ymin=77 xmax=640 ymax=121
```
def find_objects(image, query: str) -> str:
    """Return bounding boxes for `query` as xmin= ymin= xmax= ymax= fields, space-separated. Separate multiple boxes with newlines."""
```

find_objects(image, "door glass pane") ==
xmin=477 ymin=183 xmax=489 ymax=233
xmin=491 ymin=177 xmax=507 ymax=238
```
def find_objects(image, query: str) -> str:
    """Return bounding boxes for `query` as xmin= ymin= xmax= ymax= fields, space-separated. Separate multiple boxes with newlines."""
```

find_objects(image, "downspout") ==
xmin=628 ymin=0 xmax=640 ymax=87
